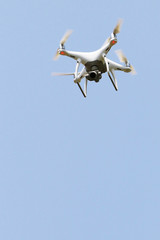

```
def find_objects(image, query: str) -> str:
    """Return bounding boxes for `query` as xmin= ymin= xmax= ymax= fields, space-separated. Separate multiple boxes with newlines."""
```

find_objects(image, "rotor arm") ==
xmin=100 ymin=19 xmax=123 ymax=56
xmin=100 ymin=36 xmax=117 ymax=55
xmin=108 ymin=59 xmax=131 ymax=73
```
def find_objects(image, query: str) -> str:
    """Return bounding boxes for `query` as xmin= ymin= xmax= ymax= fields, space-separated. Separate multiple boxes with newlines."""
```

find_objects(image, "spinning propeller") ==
xmin=104 ymin=19 xmax=123 ymax=46
xmin=51 ymin=72 xmax=75 ymax=76
xmin=115 ymin=49 xmax=136 ymax=75
xmin=113 ymin=19 xmax=123 ymax=35
xmin=54 ymin=30 xmax=73 ymax=60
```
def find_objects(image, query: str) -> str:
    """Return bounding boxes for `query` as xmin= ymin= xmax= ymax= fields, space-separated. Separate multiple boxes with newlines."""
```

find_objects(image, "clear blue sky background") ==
xmin=0 ymin=0 xmax=160 ymax=239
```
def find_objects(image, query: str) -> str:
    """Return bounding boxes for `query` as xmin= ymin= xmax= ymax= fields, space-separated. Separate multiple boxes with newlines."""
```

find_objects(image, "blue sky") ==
xmin=0 ymin=0 xmax=160 ymax=239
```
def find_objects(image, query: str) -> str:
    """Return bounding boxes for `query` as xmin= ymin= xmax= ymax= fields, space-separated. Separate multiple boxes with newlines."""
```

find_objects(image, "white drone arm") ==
xmin=100 ymin=36 xmax=118 ymax=56
xmin=100 ymin=19 xmax=123 ymax=56
xmin=108 ymin=59 xmax=131 ymax=73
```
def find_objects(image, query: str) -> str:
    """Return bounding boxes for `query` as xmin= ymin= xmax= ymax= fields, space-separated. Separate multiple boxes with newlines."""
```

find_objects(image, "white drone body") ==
xmin=53 ymin=20 xmax=135 ymax=97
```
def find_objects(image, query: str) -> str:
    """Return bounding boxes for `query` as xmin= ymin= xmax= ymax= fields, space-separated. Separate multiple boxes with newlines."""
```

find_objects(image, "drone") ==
xmin=52 ymin=20 xmax=135 ymax=97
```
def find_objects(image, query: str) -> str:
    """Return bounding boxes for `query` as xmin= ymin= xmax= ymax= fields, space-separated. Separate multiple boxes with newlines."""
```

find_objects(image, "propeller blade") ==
xmin=53 ymin=49 xmax=60 ymax=60
xmin=113 ymin=19 xmax=123 ymax=35
xmin=60 ymin=29 xmax=73 ymax=46
xmin=51 ymin=72 xmax=75 ymax=76
xmin=115 ymin=49 xmax=136 ymax=74
xmin=115 ymin=49 xmax=128 ymax=64
xmin=53 ymin=30 xmax=73 ymax=60
xmin=130 ymin=65 xmax=136 ymax=75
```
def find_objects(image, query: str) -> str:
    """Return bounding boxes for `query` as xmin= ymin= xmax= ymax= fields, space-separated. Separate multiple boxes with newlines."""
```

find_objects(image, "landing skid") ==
xmin=77 ymin=82 xmax=86 ymax=98
xmin=76 ymin=78 xmax=88 ymax=98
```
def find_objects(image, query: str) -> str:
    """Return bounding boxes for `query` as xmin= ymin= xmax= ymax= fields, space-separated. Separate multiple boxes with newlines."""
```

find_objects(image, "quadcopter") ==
xmin=52 ymin=20 xmax=135 ymax=97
